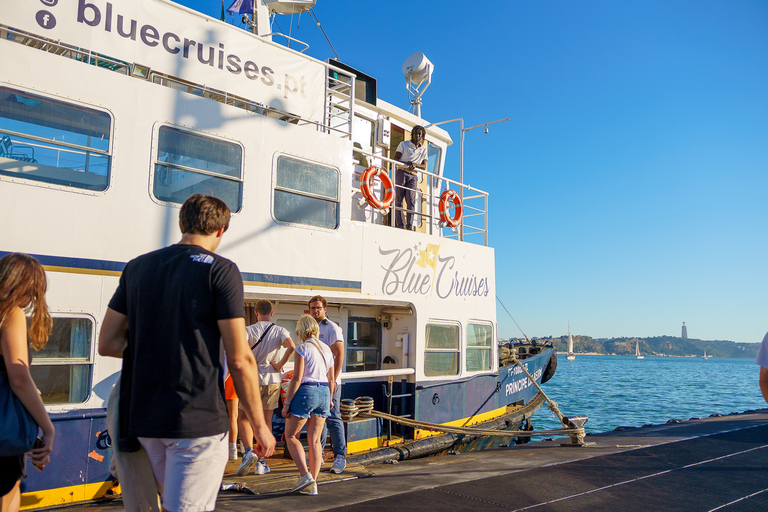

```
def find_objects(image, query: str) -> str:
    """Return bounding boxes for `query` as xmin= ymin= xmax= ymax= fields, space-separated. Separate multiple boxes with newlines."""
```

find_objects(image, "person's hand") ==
xmin=270 ymin=361 xmax=282 ymax=372
xmin=253 ymin=422 xmax=276 ymax=459
xmin=29 ymin=427 xmax=54 ymax=470
xmin=282 ymin=403 xmax=291 ymax=419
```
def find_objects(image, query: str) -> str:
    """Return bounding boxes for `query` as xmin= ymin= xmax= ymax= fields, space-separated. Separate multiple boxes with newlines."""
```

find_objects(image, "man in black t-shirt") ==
xmin=99 ymin=194 xmax=275 ymax=512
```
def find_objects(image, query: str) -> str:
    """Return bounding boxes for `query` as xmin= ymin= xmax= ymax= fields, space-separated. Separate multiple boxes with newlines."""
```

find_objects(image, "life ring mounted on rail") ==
xmin=358 ymin=166 xmax=394 ymax=213
xmin=438 ymin=189 xmax=463 ymax=228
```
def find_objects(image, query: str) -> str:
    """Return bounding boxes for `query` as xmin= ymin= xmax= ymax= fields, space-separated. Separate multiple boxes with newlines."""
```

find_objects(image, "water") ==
xmin=531 ymin=355 xmax=766 ymax=435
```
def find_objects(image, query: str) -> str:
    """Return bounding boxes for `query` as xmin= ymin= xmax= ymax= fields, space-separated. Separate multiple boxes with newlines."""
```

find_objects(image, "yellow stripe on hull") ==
xmin=21 ymin=481 xmax=119 ymax=510
xmin=414 ymin=405 xmax=510 ymax=439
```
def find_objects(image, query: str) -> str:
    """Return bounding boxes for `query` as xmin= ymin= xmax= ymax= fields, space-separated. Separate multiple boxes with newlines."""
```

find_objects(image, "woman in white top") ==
xmin=282 ymin=315 xmax=335 ymax=495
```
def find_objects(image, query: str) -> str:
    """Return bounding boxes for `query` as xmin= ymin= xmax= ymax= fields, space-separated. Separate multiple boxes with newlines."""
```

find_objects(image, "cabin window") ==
xmin=153 ymin=126 xmax=243 ymax=212
xmin=424 ymin=322 xmax=459 ymax=377
xmin=346 ymin=318 xmax=381 ymax=372
xmin=274 ymin=155 xmax=339 ymax=229
xmin=427 ymin=142 xmax=442 ymax=180
xmin=29 ymin=316 xmax=93 ymax=405
xmin=0 ymin=86 xmax=111 ymax=191
xmin=467 ymin=322 xmax=493 ymax=372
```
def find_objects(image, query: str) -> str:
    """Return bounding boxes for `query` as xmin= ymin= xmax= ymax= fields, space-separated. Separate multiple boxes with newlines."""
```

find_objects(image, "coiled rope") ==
xmin=340 ymin=358 xmax=586 ymax=444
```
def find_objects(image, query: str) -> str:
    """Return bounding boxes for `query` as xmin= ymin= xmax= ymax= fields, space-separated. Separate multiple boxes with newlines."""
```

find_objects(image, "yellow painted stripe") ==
xmin=21 ymin=481 xmax=119 ymax=510
xmin=348 ymin=436 xmax=404 ymax=454
xmin=414 ymin=405 xmax=509 ymax=440
xmin=42 ymin=265 xmax=122 ymax=277
xmin=242 ymin=280 xmax=359 ymax=293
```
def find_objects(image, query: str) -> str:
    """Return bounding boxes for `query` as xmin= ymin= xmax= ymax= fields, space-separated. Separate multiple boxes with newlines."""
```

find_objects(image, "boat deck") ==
xmin=48 ymin=409 xmax=768 ymax=511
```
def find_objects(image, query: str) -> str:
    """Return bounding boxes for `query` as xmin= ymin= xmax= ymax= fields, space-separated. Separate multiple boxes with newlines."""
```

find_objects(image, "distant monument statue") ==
xmin=682 ymin=322 xmax=688 ymax=339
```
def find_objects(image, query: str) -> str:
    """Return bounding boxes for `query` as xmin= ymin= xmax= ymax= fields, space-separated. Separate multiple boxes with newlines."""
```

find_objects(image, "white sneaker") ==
xmin=300 ymin=481 xmax=318 ymax=495
xmin=254 ymin=459 xmax=270 ymax=475
xmin=228 ymin=443 xmax=238 ymax=461
xmin=291 ymin=472 xmax=315 ymax=493
xmin=236 ymin=450 xmax=256 ymax=476
xmin=330 ymin=455 xmax=346 ymax=474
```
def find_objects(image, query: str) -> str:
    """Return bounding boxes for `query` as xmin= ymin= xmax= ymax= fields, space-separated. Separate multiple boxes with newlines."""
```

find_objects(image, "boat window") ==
xmin=153 ymin=126 xmax=243 ymax=212
xmin=467 ymin=322 xmax=493 ymax=372
xmin=274 ymin=155 xmax=339 ymax=229
xmin=0 ymin=86 xmax=111 ymax=191
xmin=424 ymin=322 xmax=459 ymax=377
xmin=29 ymin=316 xmax=93 ymax=405
xmin=346 ymin=318 xmax=381 ymax=372
xmin=426 ymin=142 xmax=441 ymax=179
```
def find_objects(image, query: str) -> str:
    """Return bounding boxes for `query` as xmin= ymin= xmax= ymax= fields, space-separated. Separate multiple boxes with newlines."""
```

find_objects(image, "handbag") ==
xmin=0 ymin=372 xmax=38 ymax=456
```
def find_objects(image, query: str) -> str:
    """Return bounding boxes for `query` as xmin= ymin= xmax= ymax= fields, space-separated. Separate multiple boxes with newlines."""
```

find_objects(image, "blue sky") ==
xmin=176 ymin=0 xmax=767 ymax=343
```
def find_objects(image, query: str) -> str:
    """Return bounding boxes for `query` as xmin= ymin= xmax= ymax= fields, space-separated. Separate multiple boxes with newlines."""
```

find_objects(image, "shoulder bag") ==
xmin=0 ymin=372 xmax=38 ymax=456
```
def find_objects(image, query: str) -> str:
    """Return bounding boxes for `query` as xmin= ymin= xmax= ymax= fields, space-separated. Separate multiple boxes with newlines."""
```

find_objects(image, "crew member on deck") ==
xmin=394 ymin=125 xmax=428 ymax=231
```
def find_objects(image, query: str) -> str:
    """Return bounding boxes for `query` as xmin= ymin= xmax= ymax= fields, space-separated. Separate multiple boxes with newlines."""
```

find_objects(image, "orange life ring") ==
xmin=359 ymin=166 xmax=394 ymax=211
xmin=439 ymin=190 xmax=463 ymax=228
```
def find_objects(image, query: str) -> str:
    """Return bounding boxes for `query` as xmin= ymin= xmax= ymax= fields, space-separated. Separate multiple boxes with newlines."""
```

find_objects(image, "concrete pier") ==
xmin=53 ymin=410 xmax=768 ymax=511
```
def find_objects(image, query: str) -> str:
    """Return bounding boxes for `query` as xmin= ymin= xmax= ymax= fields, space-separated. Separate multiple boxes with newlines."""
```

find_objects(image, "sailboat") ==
xmin=566 ymin=323 xmax=575 ymax=361
xmin=702 ymin=351 xmax=711 ymax=359
xmin=635 ymin=340 xmax=644 ymax=359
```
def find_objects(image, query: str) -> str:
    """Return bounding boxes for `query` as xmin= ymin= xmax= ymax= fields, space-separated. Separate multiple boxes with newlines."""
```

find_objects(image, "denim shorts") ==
xmin=288 ymin=383 xmax=330 ymax=419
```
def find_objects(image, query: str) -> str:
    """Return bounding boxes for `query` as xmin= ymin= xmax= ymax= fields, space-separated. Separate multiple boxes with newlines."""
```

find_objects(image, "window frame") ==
xmin=423 ymin=320 xmax=461 ymax=378
xmin=150 ymin=124 xmax=245 ymax=213
xmin=0 ymin=85 xmax=113 ymax=194
xmin=272 ymin=153 xmax=341 ymax=230
xmin=466 ymin=321 xmax=495 ymax=374
xmin=29 ymin=312 xmax=95 ymax=406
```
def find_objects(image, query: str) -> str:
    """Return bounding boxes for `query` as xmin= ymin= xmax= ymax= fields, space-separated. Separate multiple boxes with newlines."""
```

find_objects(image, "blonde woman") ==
xmin=282 ymin=315 xmax=334 ymax=495
xmin=0 ymin=254 xmax=55 ymax=512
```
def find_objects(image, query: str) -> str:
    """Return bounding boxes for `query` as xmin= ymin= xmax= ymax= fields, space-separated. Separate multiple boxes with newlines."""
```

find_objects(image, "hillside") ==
xmin=505 ymin=335 xmax=759 ymax=358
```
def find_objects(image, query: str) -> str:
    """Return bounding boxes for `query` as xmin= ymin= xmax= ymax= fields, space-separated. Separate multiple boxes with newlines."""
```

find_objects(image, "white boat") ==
xmin=703 ymin=351 xmax=711 ymax=359
xmin=566 ymin=323 xmax=575 ymax=360
xmin=0 ymin=0 xmax=557 ymax=508
xmin=635 ymin=340 xmax=644 ymax=359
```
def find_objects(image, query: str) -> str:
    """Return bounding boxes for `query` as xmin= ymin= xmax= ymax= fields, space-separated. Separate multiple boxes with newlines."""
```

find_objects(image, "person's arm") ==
xmin=282 ymin=351 xmax=304 ymax=418
xmin=330 ymin=340 xmax=344 ymax=382
xmin=414 ymin=157 xmax=428 ymax=171
xmin=220 ymin=317 xmax=275 ymax=458
xmin=760 ymin=367 xmax=768 ymax=404
xmin=326 ymin=354 xmax=336 ymax=409
xmin=98 ymin=308 xmax=128 ymax=358
xmin=270 ymin=336 xmax=295 ymax=373
xmin=1 ymin=307 xmax=55 ymax=468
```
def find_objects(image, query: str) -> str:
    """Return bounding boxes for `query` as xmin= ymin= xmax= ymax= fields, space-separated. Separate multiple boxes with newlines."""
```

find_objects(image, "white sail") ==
xmin=566 ymin=323 xmax=575 ymax=360
xmin=635 ymin=340 xmax=644 ymax=359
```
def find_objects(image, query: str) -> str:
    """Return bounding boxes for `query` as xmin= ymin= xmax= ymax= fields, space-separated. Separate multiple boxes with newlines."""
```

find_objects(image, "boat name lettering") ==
xmin=74 ymin=0 xmax=307 ymax=99
xmin=378 ymin=246 xmax=489 ymax=299
xmin=504 ymin=367 xmax=542 ymax=396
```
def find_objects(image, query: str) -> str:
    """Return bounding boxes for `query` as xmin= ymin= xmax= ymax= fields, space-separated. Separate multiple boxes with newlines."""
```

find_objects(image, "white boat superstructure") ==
xmin=0 ymin=0 xmax=556 ymax=507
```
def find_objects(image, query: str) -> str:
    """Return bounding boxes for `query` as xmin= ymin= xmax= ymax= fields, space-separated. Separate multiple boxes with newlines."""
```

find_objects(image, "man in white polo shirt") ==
xmin=308 ymin=295 xmax=346 ymax=474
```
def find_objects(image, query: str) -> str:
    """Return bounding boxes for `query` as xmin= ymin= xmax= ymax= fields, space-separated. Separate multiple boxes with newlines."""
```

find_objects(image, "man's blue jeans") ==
xmin=321 ymin=384 xmax=346 ymax=458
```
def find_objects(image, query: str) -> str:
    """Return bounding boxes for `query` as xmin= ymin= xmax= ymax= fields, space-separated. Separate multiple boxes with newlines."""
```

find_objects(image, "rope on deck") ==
xmin=340 ymin=358 xmax=587 ymax=444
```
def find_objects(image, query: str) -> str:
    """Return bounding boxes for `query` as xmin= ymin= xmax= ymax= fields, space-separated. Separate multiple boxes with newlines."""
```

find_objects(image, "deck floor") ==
xmin=49 ymin=410 xmax=768 ymax=512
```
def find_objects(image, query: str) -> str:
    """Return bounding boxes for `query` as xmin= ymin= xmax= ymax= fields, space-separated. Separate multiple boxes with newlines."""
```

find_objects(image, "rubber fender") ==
xmin=541 ymin=352 xmax=557 ymax=384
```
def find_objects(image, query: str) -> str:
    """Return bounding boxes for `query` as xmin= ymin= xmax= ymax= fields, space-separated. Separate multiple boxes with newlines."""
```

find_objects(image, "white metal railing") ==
xmin=353 ymin=151 xmax=490 ymax=246
xmin=340 ymin=368 xmax=415 ymax=381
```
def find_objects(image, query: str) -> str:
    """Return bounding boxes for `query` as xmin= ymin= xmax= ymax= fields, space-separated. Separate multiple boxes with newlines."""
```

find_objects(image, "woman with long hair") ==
xmin=0 ymin=253 xmax=55 ymax=512
xmin=282 ymin=315 xmax=334 ymax=496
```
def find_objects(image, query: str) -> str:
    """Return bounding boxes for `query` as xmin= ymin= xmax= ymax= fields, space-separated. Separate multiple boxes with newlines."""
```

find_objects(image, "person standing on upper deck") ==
xmin=308 ymin=295 xmax=347 ymax=474
xmin=755 ymin=331 xmax=768 ymax=403
xmin=98 ymin=194 xmax=275 ymax=512
xmin=394 ymin=125 xmax=428 ymax=231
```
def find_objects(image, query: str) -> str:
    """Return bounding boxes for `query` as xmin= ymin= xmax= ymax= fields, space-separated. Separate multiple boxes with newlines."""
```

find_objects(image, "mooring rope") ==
xmin=340 ymin=359 xmax=585 ymax=442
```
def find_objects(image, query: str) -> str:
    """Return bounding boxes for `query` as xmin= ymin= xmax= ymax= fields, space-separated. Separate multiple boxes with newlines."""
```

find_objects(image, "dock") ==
xmin=54 ymin=410 xmax=768 ymax=511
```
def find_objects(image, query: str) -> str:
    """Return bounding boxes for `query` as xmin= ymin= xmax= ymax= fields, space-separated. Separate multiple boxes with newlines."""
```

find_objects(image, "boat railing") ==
xmin=353 ymin=151 xmax=490 ymax=246
xmin=340 ymin=368 xmax=415 ymax=381
xmin=0 ymin=25 xmax=355 ymax=141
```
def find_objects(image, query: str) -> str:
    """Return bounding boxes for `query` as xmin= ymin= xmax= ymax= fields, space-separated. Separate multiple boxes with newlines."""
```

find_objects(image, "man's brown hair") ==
xmin=255 ymin=299 xmax=273 ymax=316
xmin=308 ymin=295 xmax=327 ymax=308
xmin=179 ymin=194 xmax=230 ymax=236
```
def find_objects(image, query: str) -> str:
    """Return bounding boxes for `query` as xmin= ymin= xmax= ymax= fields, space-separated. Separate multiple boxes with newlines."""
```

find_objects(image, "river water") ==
xmin=530 ymin=355 xmax=766 ymax=435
